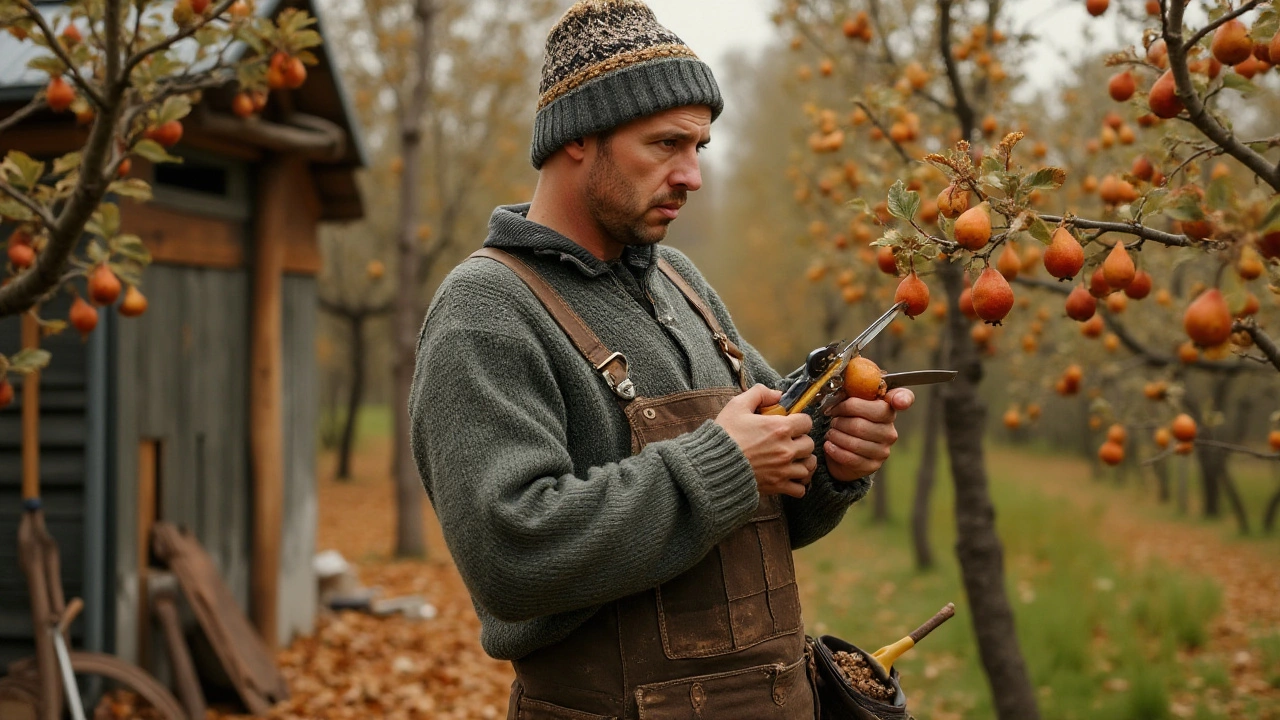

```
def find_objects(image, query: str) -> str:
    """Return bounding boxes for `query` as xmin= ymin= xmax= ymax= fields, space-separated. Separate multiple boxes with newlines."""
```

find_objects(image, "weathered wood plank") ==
xmin=278 ymin=276 xmax=318 ymax=646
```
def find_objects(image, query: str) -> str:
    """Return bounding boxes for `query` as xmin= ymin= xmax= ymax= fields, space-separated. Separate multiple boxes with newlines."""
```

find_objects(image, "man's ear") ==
xmin=564 ymin=137 xmax=588 ymax=161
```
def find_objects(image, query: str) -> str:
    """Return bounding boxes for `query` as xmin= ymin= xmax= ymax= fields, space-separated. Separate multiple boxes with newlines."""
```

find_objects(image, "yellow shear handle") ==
xmin=759 ymin=362 xmax=843 ymax=416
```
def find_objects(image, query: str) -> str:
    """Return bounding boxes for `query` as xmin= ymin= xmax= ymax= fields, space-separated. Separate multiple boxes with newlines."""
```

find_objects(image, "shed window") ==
xmin=154 ymin=163 xmax=229 ymax=197
xmin=148 ymin=150 xmax=249 ymax=222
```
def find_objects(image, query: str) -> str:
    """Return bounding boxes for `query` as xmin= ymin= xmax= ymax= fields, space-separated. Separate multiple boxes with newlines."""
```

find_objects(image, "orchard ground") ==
xmin=211 ymin=406 xmax=1280 ymax=720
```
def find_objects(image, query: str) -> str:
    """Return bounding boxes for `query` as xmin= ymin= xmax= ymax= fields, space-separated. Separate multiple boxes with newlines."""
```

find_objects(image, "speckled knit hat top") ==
xmin=530 ymin=0 xmax=723 ymax=168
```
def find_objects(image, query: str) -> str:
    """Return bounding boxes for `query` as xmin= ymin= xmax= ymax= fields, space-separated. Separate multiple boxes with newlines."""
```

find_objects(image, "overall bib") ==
xmin=471 ymin=249 xmax=816 ymax=720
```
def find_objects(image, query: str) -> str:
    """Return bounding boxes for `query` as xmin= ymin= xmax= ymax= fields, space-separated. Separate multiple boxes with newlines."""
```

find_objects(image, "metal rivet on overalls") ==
xmin=643 ymin=408 xmax=657 ymax=419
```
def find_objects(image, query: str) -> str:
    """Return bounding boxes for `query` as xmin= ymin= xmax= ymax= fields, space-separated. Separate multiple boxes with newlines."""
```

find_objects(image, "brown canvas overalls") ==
xmin=472 ymin=249 xmax=816 ymax=720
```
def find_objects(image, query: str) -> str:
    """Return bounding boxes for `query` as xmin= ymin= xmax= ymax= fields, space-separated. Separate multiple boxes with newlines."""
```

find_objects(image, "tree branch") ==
xmin=1234 ymin=320 xmax=1280 ymax=373
xmin=1037 ymin=213 xmax=1196 ymax=248
xmin=0 ymin=180 xmax=58 ymax=229
xmin=0 ymin=97 xmax=49 ymax=137
xmin=854 ymin=101 xmax=913 ymax=165
xmin=937 ymin=0 xmax=975 ymax=140
xmin=1181 ymin=0 xmax=1264 ymax=53
xmin=1193 ymin=438 xmax=1279 ymax=461
xmin=1164 ymin=0 xmax=1280 ymax=192
xmin=122 ymin=0 xmax=239 ymax=81
xmin=17 ymin=0 xmax=109 ymax=109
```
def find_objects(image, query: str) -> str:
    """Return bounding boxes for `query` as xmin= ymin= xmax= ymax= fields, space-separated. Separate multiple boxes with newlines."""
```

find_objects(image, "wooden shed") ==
xmin=0 ymin=0 xmax=366 ymax=673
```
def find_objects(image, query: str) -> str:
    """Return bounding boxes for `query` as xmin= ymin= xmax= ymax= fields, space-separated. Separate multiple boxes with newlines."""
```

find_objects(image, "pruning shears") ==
xmin=761 ymin=301 xmax=957 ymax=416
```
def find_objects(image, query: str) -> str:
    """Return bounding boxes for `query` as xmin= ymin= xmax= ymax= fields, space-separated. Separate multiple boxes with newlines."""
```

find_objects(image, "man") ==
xmin=409 ymin=1 xmax=914 ymax=718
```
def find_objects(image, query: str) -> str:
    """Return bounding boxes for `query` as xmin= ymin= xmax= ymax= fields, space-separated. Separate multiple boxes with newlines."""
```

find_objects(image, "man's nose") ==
xmin=669 ymin=151 xmax=702 ymax=192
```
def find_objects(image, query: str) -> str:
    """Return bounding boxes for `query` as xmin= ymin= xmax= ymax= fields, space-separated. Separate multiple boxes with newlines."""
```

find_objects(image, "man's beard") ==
xmin=584 ymin=152 xmax=685 ymax=248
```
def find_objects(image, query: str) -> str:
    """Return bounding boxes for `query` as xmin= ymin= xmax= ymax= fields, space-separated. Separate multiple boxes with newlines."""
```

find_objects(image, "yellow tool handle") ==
xmin=760 ymin=362 xmax=843 ymax=416
xmin=870 ymin=602 xmax=956 ymax=672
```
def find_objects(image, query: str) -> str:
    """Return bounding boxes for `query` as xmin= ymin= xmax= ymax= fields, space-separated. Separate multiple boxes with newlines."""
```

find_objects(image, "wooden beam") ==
xmin=120 ymin=200 xmax=245 ymax=269
xmin=136 ymin=440 xmax=159 ymax=667
xmin=21 ymin=314 xmax=39 ymax=501
xmin=249 ymin=158 xmax=290 ymax=649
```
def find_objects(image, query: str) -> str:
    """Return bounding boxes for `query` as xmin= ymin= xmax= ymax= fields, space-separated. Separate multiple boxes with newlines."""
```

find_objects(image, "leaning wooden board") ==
xmin=151 ymin=522 xmax=289 ymax=715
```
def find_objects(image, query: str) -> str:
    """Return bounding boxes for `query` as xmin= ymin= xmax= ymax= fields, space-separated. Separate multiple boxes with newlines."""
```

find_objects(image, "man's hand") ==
xmin=822 ymin=388 xmax=915 ymax=482
xmin=715 ymin=385 xmax=817 ymax=499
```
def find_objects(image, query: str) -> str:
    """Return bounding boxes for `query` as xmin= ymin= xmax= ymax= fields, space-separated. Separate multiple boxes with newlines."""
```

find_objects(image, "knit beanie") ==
xmin=530 ymin=0 xmax=724 ymax=169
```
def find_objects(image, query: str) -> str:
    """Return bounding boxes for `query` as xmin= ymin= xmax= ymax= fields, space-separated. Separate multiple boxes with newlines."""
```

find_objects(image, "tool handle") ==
xmin=908 ymin=602 xmax=955 ymax=644
xmin=56 ymin=597 xmax=84 ymax=636
xmin=759 ymin=404 xmax=788 ymax=416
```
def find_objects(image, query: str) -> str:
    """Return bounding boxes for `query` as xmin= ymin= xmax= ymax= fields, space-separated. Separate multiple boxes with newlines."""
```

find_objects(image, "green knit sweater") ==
xmin=409 ymin=204 xmax=870 ymax=660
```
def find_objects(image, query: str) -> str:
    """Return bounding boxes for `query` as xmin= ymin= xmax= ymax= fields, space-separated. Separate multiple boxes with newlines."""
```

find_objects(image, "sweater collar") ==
xmin=483 ymin=203 xmax=655 ymax=279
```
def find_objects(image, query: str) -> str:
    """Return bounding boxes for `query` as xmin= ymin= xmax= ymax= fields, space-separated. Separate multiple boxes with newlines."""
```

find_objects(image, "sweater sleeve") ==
xmin=657 ymin=248 xmax=870 ymax=549
xmin=409 ymin=318 xmax=761 ymax=624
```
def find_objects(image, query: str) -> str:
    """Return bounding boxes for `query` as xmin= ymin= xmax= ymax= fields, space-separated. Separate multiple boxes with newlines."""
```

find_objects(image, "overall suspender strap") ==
xmin=655 ymin=258 xmax=750 ymax=392
xmin=470 ymin=248 xmax=637 ymax=400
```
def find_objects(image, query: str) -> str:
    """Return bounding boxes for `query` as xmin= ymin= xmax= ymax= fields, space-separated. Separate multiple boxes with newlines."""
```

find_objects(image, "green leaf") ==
xmin=52 ymin=152 xmax=82 ymax=176
xmin=8 ymin=348 xmax=51 ymax=374
xmin=1205 ymin=176 xmax=1230 ymax=211
xmin=108 ymin=178 xmax=152 ymax=201
xmin=86 ymin=240 xmax=108 ymax=263
xmin=132 ymin=139 xmax=182 ymax=165
xmin=26 ymin=56 xmax=65 ymax=75
xmin=0 ymin=198 xmax=35 ymax=221
xmin=3 ymin=150 xmax=45 ymax=190
xmin=1221 ymin=270 xmax=1248 ymax=316
xmin=89 ymin=203 xmax=121 ymax=239
xmin=845 ymin=197 xmax=870 ymax=216
xmin=1258 ymin=197 xmax=1280 ymax=234
xmin=114 ymin=234 xmax=152 ymax=264
xmin=292 ymin=30 xmax=323 ymax=52
xmin=1028 ymin=215 xmax=1053 ymax=244
xmin=1021 ymin=167 xmax=1067 ymax=193
xmin=1221 ymin=73 xmax=1257 ymax=95
xmin=980 ymin=156 xmax=1003 ymax=175
xmin=1251 ymin=9 xmax=1278 ymax=40
xmin=157 ymin=96 xmax=192 ymax=125
xmin=886 ymin=180 xmax=920 ymax=222
xmin=871 ymin=228 xmax=905 ymax=248
xmin=1161 ymin=192 xmax=1204 ymax=222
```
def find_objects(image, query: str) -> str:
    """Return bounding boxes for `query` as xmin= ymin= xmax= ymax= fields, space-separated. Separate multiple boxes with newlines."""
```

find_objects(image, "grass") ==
xmin=319 ymin=403 xmax=394 ymax=449
xmin=796 ymin=440 xmax=1233 ymax=720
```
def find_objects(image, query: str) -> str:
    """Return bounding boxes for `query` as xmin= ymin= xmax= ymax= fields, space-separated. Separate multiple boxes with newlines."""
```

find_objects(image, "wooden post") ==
xmin=21 ymin=314 xmax=39 ymax=501
xmin=136 ymin=440 xmax=159 ymax=665
xmin=250 ymin=158 xmax=288 ymax=648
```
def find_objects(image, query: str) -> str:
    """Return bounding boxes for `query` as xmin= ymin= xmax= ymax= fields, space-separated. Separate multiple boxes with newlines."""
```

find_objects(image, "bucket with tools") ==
xmin=810 ymin=603 xmax=955 ymax=720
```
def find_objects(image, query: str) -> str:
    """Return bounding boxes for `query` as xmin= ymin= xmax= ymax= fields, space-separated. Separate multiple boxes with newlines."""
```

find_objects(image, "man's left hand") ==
xmin=821 ymin=388 xmax=915 ymax=482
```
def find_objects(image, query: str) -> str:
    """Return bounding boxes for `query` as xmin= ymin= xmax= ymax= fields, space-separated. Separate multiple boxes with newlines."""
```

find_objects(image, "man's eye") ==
xmin=696 ymin=143 xmax=709 ymax=154
xmin=662 ymin=139 xmax=678 ymax=148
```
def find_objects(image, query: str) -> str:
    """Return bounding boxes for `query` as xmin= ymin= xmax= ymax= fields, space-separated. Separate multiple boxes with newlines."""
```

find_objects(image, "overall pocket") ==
xmin=656 ymin=496 xmax=802 ymax=659
xmin=633 ymin=656 xmax=811 ymax=720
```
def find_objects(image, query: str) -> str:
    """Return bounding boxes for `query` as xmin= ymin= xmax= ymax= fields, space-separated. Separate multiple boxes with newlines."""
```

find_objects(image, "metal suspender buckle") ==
xmin=594 ymin=352 xmax=636 ymax=400
xmin=712 ymin=332 xmax=748 ymax=385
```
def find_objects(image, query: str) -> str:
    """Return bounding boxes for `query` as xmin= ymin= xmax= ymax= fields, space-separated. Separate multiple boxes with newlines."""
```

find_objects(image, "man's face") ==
xmin=581 ymin=105 xmax=711 ymax=248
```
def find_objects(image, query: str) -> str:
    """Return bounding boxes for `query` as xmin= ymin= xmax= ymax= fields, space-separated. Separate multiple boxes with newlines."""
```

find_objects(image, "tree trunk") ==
xmin=939 ymin=259 xmax=1041 ymax=720
xmin=1151 ymin=456 xmax=1170 ymax=503
xmin=337 ymin=313 xmax=366 ymax=481
xmin=911 ymin=382 xmax=942 ymax=570
xmin=872 ymin=456 xmax=890 ymax=522
xmin=1265 ymin=482 xmax=1280 ymax=533
xmin=1176 ymin=457 xmax=1190 ymax=515
xmin=391 ymin=0 xmax=436 ymax=558
xmin=1220 ymin=470 xmax=1250 ymax=535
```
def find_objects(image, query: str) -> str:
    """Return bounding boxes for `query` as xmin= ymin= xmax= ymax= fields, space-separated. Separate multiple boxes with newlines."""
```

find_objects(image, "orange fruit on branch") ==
xmin=88 ymin=263 xmax=121 ymax=305
xmin=1044 ymin=227 xmax=1084 ymax=280
xmin=69 ymin=296 xmax=98 ymax=336
xmin=46 ymin=76 xmax=75 ymax=112
xmin=1102 ymin=242 xmax=1136 ymax=291
xmin=1098 ymin=441 xmax=1124 ymax=466
xmin=118 ymin=285 xmax=148 ymax=317
xmin=1065 ymin=284 xmax=1097 ymax=321
xmin=1183 ymin=288 xmax=1232 ymax=347
xmin=954 ymin=203 xmax=992 ymax=251
xmin=1108 ymin=71 xmax=1136 ymax=102
xmin=972 ymin=267 xmax=1014 ymax=324
xmin=1124 ymin=270 xmax=1152 ymax=300
xmin=1148 ymin=70 xmax=1183 ymax=119
xmin=1171 ymin=413 xmax=1197 ymax=442
xmin=844 ymin=356 xmax=887 ymax=401
xmin=1211 ymin=19 xmax=1254 ymax=65
xmin=894 ymin=272 xmax=930 ymax=317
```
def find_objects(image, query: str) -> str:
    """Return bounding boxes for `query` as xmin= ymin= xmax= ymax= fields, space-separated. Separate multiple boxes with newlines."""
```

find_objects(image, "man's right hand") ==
xmin=715 ymin=384 xmax=816 ymax=499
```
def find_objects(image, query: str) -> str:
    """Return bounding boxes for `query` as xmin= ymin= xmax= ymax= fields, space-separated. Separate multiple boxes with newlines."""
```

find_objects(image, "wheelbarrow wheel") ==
xmin=7 ymin=650 xmax=187 ymax=720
